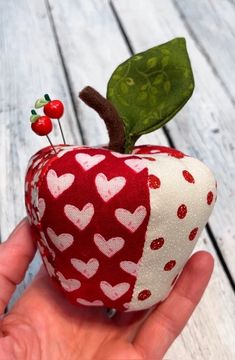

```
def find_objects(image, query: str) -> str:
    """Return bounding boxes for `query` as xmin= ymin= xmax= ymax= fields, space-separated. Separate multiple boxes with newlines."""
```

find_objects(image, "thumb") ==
xmin=0 ymin=218 xmax=37 ymax=314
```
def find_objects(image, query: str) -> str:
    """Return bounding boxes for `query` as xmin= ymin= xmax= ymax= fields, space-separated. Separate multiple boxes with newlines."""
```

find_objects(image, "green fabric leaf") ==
xmin=107 ymin=38 xmax=194 ymax=152
xmin=35 ymin=97 xmax=49 ymax=108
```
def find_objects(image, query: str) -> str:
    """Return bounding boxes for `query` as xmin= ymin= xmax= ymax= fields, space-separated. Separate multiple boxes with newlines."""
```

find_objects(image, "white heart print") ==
xmin=47 ymin=227 xmax=74 ymax=251
xmin=71 ymin=258 xmax=99 ymax=278
xmin=77 ymin=298 xmax=103 ymax=306
xmin=57 ymin=271 xmax=81 ymax=292
xmin=120 ymin=260 xmax=140 ymax=276
xmin=32 ymin=158 xmax=41 ymax=169
xmin=75 ymin=153 xmax=105 ymax=171
xmin=64 ymin=203 xmax=94 ymax=230
xmin=43 ymin=256 xmax=55 ymax=277
xmin=57 ymin=146 xmax=84 ymax=159
xmin=150 ymin=149 xmax=161 ymax=154
xmin=111 ymin=152 xmax=134 ymax=158
xmin=124 ymin=158 xmax=146 ymax=173
xmin=40 ymin=231 xmax=56 ymax=260
xmin=95 ymin=173 xmax=126 ymax=202
xmin=115 ymin=205 xmax=147 ymax=232
xmin=100 ymin=281 xmax=130 ymax=300
xmin=94 ymin=233 xmax=125 ymax=257
xmin=38 ymin=198 xmax=46 ymax=219
xmin=46 ymin=169 xmax=75 ymax=198
xmin=37 ymin=242 xmax=45 ymax=255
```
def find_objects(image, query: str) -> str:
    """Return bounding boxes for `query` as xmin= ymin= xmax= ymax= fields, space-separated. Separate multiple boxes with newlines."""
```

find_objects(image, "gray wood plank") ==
xmin=112 ymin=0 xmax=235 ymax=282
xmin=1 ymin=0 xmax=235 ymax=357
xmin=47 ymin=0 xmax=168 ymax=148
xmin=49 ymin=0 xmax=235 ymax=358
xmin=0 ymin=0 xmax=82 ymax=304
xmin=174 ymin=0 xmax=235 ymax=104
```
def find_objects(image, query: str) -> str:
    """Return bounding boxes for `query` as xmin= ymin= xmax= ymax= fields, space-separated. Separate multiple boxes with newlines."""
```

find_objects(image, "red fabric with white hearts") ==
xmin=25 ymin=144 xmax=216 ymax=311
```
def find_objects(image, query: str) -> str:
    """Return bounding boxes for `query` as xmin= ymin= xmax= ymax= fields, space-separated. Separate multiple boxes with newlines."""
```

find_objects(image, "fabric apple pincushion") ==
xmin=25 ymin=38 xmax=216 ymax=312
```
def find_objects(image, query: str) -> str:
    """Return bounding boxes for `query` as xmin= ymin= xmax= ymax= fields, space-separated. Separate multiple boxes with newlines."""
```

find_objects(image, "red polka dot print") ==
xmin=168 ymin=148 xmax=185 ymax=159
xmin=182 ymin=170 xmax=195 ymax=184
xmin=142 ymin=157 xmax=156 ymax=161
xmin=150 ymin=237 xmax=164 ymax=250
xmin=177 ymin=204 xmax=187 ymax=219
xmin=148 ymin=174 xmax=161 ymax=189
xmin=207 ymin=191 xmax=213 ymax=205
xmin=138 ymin=289 xmax=151 ymax=301
xmin=189 ymin=227 xmax=199 ymax=241
xmin=164 ymin=260 xmax=176 ymax=271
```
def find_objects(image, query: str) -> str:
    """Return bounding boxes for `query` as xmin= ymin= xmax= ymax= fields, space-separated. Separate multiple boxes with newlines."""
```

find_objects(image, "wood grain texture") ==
xmin=174 ymin=0 xmax=235 ymax=103
xmin=1 ymin=0 xmax=235 ymax=358
xmin=0 ymin=0 xmax=82 ymax=305
xmin=112 ymin=0 xmax=235 ymax=282
xmin=47 ymin=0 xmax=168 ymax=148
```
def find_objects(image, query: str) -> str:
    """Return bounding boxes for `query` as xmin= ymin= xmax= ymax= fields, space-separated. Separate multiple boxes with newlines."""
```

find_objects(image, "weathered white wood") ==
xmin=112 ymin=0 xmax=235 ymax=281
xmin=174 ymin=0 xmax=235 ymax=102
xmin=0 ymin=0 xmax=82 ymax=304
xmin=1 ymin=0 xmax=235 ymax=357
xmin=50 ymin=0 xmax=235 ymax=358
xmin=47 ymin=0 xmax=168 ymax=148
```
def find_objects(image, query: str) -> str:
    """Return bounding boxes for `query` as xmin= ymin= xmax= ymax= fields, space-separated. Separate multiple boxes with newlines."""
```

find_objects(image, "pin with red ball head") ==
xmin=34 ymin=93 xmax=66 ymax=145
xmin=30 ymin=109 xmax=57 ymax=154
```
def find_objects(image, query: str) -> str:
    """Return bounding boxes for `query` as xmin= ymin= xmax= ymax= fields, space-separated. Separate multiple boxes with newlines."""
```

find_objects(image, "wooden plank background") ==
xmin=0 ymin=0 xmax=235 ymax=358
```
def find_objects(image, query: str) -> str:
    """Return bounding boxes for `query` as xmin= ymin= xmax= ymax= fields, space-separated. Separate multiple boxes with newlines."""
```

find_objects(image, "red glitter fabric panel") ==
xmin=133 ymin=145 xmax=185 ymax=158
xmin=33 ymin=147 xmax=150 ymax=311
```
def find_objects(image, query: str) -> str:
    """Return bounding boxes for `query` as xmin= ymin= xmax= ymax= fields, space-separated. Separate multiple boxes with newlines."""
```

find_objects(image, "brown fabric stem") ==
xmin=79 ymin=86 xmax=125 ymax=153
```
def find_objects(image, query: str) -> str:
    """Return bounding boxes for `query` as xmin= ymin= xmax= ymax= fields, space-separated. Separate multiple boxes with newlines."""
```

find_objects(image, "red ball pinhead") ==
xmin=44 ymin=99 xmax=64 ymax=119
xmin=31 ymin=115 xmax=52 ymax=136
xmin=43 ymin=94 xmax=66 ymax=144
xmin=30 ymin=109 xmax=56 ymax=154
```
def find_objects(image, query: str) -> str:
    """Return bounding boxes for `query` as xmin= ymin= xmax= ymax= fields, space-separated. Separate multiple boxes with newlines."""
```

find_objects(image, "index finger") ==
xmin=0 ymin=218 xmax=37 ymax=314
xmin=133 ymin=251 xmax=214 ymax=359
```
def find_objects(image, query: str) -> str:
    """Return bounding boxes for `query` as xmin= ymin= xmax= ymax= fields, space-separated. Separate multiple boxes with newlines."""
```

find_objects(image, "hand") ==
xmin=0 ymin=219 xmax=214 ymax=360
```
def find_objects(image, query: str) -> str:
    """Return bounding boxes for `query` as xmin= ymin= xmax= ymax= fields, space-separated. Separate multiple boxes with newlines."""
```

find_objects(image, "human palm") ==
xmin=0 ymin=219 xmax=214 ymax=359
